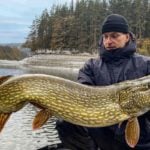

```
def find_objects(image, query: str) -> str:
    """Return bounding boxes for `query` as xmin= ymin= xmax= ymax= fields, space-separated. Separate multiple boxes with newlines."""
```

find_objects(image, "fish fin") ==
xmin=0 ymin=113 xmax=12 ymax=132
xmin=32 ymin=109 xmax=52 ymax=130
xmin=125 ymin=117 xmax=140 ymax=148
xmin=0 ymin=75 xmax=12 ymax=85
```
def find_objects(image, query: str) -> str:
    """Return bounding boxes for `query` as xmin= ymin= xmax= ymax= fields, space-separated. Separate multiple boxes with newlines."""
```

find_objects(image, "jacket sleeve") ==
xmin=78 ymin=59 xmax=95 ymax=85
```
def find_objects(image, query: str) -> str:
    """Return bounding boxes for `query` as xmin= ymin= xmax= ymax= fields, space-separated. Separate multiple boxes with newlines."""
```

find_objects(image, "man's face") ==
xmin=103 ymin=32 xmax=130 ymax=50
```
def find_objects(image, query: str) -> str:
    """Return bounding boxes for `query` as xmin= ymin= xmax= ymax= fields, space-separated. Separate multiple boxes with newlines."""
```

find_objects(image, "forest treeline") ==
xmin=0 ymin=46 xmax=26 ymax=60
xmin=23 ymin=0 xmax=150 ymax=54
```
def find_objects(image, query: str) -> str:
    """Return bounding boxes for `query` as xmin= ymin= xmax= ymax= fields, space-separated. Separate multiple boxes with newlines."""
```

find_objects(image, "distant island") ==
xmin=0 ymin=43 xmax=29 ymax=60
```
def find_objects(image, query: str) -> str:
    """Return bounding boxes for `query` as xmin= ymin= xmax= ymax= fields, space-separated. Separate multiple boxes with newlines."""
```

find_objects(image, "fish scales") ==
xmin=0 ymin=74 xmax=149 ymax=127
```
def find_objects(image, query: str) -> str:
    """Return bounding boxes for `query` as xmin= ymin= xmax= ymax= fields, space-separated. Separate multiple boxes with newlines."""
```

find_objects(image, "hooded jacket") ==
xmin=56 ymin=33 xmax=150 ymax=150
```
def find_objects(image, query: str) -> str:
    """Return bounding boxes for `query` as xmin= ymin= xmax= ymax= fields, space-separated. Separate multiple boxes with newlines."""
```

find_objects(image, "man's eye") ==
xmin=111 ymin=34 xmax=119 ymax=38
xmin=103 ymin=35 xmax=108 ymax=39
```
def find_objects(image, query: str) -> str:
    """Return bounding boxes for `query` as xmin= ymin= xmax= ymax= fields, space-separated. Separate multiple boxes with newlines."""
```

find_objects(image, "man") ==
xmin=56 ymin=14 xmax=150 ymax=150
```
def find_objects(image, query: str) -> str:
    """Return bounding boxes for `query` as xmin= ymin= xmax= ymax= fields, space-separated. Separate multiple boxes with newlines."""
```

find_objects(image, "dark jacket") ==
xmin=56 ymin=34 xmax=150 ymax=150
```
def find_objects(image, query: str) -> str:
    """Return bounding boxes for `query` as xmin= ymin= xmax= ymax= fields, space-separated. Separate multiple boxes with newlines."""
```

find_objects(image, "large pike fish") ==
xmin=0 ymin=74 xmax=149 ymax=148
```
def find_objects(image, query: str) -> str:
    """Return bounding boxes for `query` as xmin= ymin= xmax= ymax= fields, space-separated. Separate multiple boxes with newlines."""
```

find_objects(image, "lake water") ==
xmin=0 ymin=55 xmax=93 ymax=150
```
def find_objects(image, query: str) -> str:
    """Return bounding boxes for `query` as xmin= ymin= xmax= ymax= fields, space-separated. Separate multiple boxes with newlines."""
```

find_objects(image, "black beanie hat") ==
xmin=102 ymin=14 xmax=129 ymax=34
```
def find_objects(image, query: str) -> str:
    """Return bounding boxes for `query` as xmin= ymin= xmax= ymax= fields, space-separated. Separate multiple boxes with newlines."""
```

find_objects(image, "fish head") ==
xmin=119 ymin=75 xmax=150 ymax=116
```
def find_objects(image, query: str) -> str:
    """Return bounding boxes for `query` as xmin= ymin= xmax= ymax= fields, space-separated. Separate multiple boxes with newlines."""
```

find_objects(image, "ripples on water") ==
xmin=0 ymin=104 xmax=61 ymax=150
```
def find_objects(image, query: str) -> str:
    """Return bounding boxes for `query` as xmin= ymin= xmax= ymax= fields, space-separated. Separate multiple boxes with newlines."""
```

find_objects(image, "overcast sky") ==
xmin=0 ymin=0 xmax=69 ymax=44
